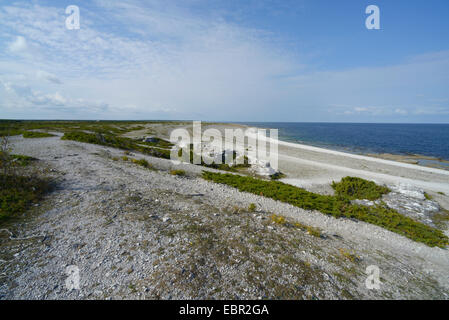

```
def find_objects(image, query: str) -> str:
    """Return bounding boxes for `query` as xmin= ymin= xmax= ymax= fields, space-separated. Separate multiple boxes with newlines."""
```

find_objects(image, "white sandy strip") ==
xmin=244 ymin=129 xmax=449 ymax=175
xmin=275 ymin=138 xmax=449 ymax=176
xmin=279 ymin=153 xmax=449 ymax=194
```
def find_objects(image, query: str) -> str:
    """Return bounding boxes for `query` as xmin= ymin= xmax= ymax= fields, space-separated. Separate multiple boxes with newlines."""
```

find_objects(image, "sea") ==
xmin=239 ymin=122 xmax=449 ymax=163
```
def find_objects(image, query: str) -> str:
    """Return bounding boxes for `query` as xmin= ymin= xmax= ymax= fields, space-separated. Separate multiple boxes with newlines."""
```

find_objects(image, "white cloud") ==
xmin=413 ymin=107 xmax=449 ymax=115
xmin=394 ymin=108 xmax=408 ymax=115
xmin=8 ymin=36 xmax=27 ymax=53
xmin=36 ymin=70 xmax=62 ymax=84
xmin=0 ymin=80 xmax=108 ymax=117
xmin=0 ymin=1 xmax=301 ymax=119
xmin=31 ymin=92 xmax=67 ymax=106
xmin=0 ymin=1 xmax=448 ymax=122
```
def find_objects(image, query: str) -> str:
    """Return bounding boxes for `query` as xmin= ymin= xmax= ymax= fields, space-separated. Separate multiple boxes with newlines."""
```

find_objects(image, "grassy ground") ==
xmin=202 ymin=171 xmax=449 ymax=248
xmin=61 ymin=131 xmax=172 ymax=159
xmin=332 ymin=176 xmax=390 ymax=200
xmin=0 ymin=175 xmax=50 ymax=222
xmin=59 ymin=127 xmax=247 ymax=173
xmin=0 ymin=120 xmax=150 ymax=137
xmin=22 ymin=131 xmax=55 ymax=139
xmin=1 ymin=120 xmax=255 ymax=174
xmin=178 ymin=145 xmax=250 ymax=173
xmin=2 ymin=120 xmax=448 ymax=247
xmin=10 ymin=154 xmax=37 ymax=166
xmin=0 ymin=152 xmax=51 ymax=223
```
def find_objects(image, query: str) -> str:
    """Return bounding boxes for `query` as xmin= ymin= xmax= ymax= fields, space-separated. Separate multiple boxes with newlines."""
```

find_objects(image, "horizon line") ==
xmin=1 ymin=119 xmax=449 ymax=125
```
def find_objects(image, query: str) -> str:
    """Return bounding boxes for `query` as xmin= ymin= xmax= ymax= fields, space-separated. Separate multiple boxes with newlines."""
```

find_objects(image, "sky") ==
xmin=0 ymin=0 xmax=448 ymax=122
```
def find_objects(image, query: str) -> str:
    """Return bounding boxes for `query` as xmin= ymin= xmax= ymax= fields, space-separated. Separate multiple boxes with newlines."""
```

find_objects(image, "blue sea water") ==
xmin=239 ymin=122 xmax=449 ymax=161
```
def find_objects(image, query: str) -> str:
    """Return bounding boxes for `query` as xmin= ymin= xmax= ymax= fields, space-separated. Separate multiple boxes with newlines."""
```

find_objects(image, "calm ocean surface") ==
xmin=239 ymin=122 xmax=449 ymax=161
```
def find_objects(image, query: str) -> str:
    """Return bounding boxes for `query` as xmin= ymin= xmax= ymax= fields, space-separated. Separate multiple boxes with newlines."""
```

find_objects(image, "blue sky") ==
xmin=1 ymin=0 xmax=448 ymax=122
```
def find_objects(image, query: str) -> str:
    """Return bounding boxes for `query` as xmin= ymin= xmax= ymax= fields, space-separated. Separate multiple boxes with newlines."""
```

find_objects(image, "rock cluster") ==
xmin=353 ymin=183 xmax=440 ymax=226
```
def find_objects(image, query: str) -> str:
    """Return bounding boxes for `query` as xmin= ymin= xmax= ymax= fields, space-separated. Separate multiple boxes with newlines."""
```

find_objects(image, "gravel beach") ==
xmin=1 ymin=129 xmax=449 ymax=299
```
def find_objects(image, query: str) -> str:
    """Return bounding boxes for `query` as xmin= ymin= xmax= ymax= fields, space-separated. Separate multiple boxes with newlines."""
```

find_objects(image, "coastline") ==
xmin=113 ymin=120 xmax=449 ymax=207
xmin=198 ymin=122 xmax=449 ymax=209
xmin=3 ymin=122 xmax=449 ymax=299
xmin=233 ymin=122 xmax=449 ymax=172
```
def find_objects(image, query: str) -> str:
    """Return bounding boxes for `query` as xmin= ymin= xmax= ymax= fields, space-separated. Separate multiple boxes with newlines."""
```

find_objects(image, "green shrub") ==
xmin=0 ymin=175 xmax=50 ymax=222
xmin=0 ymin=120 xmax=174 ymax=138
xmin=248 ymin=203 xmax=257 ymax=212
xmin=62 ymin=131 xmax=133 ymax=149
xmin=203 ymin=171 xmax=343 ymax=216
xmin=270 ymin=214 xmax=286 ymax=225
xmin=23 ymin=131 xmax=55 ymax=138
xmin=306 ymin=226 xmax=322 ymax=238
xmin=11 ymin=154 xmax=37 ymax=166
xmin=170 ymin=169 xmax=186 ymax=176
xmin=339 ymin=248 xmax=360 ymax=263
xmin=332 ymin=176 xmax=390 ymax=200
xmin=139 ymin=138 xmax=173 ymax=149
xmin=270 ymin=172 xmax=286 ymax=180
xmin=61 ymin=131 xmax=171 ymax=160
xmin=177 ymin=146 xmax=249 ymax=172
xmin=1 ymin=153 xmax=37 ymax=168
xmin=0 ymin=122 xmax=23 ymax=137
xmin=132 ymin=158 xmax=153 ymax=169
xmin=202 ymin=171 xmax=448 ymax=247
xmin=0 ymin=136 xmax=49 ymax=223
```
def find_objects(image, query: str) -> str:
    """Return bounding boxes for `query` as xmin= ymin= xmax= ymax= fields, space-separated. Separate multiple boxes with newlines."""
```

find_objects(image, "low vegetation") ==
xmin=0 ymin=137 xmax=50 ymax=223
xmin=270 ymin=213 xmax=286 ymax=225
xmin=0 ymin=174 xmax=50 ymax=222
xmin=202 ymin=171 xmax=449 ymax=247
xmin=22 ymin=131 xmax=55 ymax=139
xmin=339 ymin=248 xmax=360 ymax=263
xmin=61 ymin=131 xmax=171 ymax=159
xmin=131 ymin=158 xmax=153 ymax=169
xmin=178 ymin=145 xmax=250 ymax=172
xmin=11 ymin=154 xmax=37 ymax=166
xmin=117 ymin=156 xmax=155 ymax=171
xmin=332 ymin=176 xmax=390 ymax=200
xmin=0 ymin=120 xmax=158 ymax=137
xmin=305 ymin=226 xmax=322 ymax=238
xmin=138 ymin=137 xmax=173 ymax=149
xmin=170 ymin=169 xmax=186 ymax=176
xmin=270 ymin=172 xmax=286 ymax=180
xmin=432 ymin=209 xmax=449 ymax=229
xmin=248 ymin=203 xmax=257 ymax=212
xmin=270 ymin=213 xmax=322 ymax=237
xmin=62 ymin=131 xmax=134 ymax=149
xmin=2 ymin=121 xmax=259 ymax=176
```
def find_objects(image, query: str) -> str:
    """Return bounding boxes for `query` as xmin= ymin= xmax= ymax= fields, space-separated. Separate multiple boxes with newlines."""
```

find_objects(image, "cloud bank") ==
xmin=0 ymin=0 xmax=448 ymax=122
